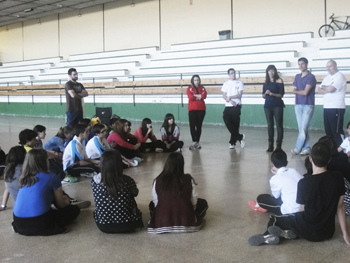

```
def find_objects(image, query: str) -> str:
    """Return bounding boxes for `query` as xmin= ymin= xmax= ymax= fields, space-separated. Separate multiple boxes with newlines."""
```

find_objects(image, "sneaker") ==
xmin=63 ymin=175 xmax=78 ymax=183
xmin=248 ymin=234 xmax=280 ymax=246
xmin=189 ymin=142 xmax=197 ymax=150
xmin=71 ymin=200 xmax=91 ymax=209
xmin=268 ymin=226 xmax=297 ymax=240
xmin=133 ymin=157 xmax=143 ymax=163
xmin=229 ymin=144 xmax=235 ymax=149
xmin=248 ymin=200 xmax=268 ymax=213
xmin=195 ymin=143 xmax=202 ymax=149
xmin=300 ymin=149 xmax=310 ymax=155
xmin=175 ymin=148 xmax=182 ymax=152
xmin=240 ymin=134 xmax=246 ymax=148
xmin=291 ymin=148 xmax=300 ymax=155
xmin=155 ymin=148 xmax=163 ymax=153
xmin=129 ymin=159 xmax=138 ymax=167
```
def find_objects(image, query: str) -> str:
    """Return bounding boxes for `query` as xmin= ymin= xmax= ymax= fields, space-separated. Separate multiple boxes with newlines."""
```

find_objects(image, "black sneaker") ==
xmin=268 ymin=226 xmax=297 ymax=240
xmin=248 ymin=234 xmax=280 ymax=246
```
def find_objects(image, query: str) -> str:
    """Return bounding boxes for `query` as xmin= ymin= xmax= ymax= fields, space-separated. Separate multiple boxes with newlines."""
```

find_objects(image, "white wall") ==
xmin=0 ymin=0 xmax=346 ymax=63
xmin=104 ymin=0 xmax=160 ymax=51
xmin=23 ymin=15 xmax=59 ymax=60
xmin=160 ymin=0 xmax=231 ymax=49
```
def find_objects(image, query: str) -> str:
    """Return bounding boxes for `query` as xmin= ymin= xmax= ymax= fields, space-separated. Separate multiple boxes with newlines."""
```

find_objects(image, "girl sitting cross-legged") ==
xmin=148 ymin=152 xmax=208 ymax=234
xmin=12 ymin=149 xmax=80 ymax=236
xmin=160 ymin=113 xmax=184 ymax=152
xmin=134 ymin=118 xmax=166 ymax=153
xmin=91 ymin=150 xmax=143 ymax=233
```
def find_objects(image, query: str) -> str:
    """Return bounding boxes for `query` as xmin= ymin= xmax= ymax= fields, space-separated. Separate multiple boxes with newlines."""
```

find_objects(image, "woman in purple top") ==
xmin=262 ymin=65 xmax=285 ymax=152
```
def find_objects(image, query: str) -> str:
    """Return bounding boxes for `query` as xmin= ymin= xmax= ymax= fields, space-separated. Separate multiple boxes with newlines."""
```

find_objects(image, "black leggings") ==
xmin=257 ymin=194 xmax=282 ymax=215
xmin=189 ymin=110 xmax=206 ymax=142
xmin=163 ymin=141 xmax=184 ymax=152
xmin=95 ymin=218 xmax=144 ymax=233
xmin=140 ymin=140 xmax=166 ymax=152
xmin=12 ymin=205 xmax=80 ymax=236
xmin=66 ymin=163 xmax=100 ymax=177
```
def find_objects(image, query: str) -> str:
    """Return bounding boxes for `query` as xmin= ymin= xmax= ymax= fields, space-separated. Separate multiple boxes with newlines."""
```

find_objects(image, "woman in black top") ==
xmin=262 ymin=65 xmax=285 ymax=152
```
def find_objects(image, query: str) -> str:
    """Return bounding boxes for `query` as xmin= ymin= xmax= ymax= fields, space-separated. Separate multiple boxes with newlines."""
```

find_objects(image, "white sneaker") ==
xmin=291 ymin=148 xmax=300 ymax=155
xmin=175 ymin=148 xmax=182 ymax=152
xmin=300 ymin=149 xmax=310 ymax=155
xmin=240 ymin=134 xmax=246 ymax=148
xmin=229 ymin=144 xmax=235 ymax=149
xmin=155 ymin=148 xmax=163 ymax=153
xmin=129 ymin=160 xmax=138 ymax=167
xmin=195 ymin=142 xmax=202 ymax=149
xmin=189 ymin=142 xmax=197 ymax=150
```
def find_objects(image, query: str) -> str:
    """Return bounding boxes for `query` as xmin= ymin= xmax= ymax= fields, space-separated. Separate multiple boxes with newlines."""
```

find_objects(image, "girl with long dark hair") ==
xmin=12 ymin=149 xmax=80 ymax=236
xmin=160 ymin=113 xmax=184 ymax=152
xmin=107 ymin=119 xmax=141 ymax=159
xmin=134 ymin=118 xmax=166 ymax=153
xmin=0 ymin=146 xmax=26 ymax=211
xmin=187 ymin=75 xmax=207 ymax=150
xmin=148 ymin=152 xmax=208 ymax=234
xmin=262 ymin=65 xmax=285 ymax=152
xmin=91 ymin=150 xmax=143 ymax=233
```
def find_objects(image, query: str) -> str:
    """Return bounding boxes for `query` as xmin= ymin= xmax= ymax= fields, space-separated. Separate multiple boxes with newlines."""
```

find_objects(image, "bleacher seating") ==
xmin=0 ymin=31 xmax=349 ymax=89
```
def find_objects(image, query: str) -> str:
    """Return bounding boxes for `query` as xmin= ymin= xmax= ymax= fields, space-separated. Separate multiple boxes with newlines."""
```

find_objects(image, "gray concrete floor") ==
xmin=1 ymin=115 xmax=350 ymax=263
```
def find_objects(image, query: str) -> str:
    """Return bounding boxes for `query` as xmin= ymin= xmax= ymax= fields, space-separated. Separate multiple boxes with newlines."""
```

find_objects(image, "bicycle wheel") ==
xmin=318 ymin=24 xmax=335 ymax=37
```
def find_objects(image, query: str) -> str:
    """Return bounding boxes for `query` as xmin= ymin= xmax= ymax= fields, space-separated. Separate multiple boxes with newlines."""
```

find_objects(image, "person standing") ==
xmin=291 ymin=57 xmax=317 ymax=156
xmin=262 ymin=65 xmax=285 ymax=152
xmin=318 ymin=60 xmax=347 ymax=147
xmin=221 ymin=68 xmax=245 ymax=149
xmin=187 ymin=75 xmax=207 ymax=150
xmin=65 ymin=68 xmax=88 ymax=127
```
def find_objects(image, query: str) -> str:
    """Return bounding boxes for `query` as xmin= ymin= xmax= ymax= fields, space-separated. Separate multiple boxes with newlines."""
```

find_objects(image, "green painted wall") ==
xmin=1 ymin=102 xmax=349 ymax=130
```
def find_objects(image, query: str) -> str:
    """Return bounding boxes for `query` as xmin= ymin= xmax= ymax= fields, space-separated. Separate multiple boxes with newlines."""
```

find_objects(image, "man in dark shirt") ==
xmin=65 ymin=68 xmax=88 ymax=127
xmin=248 ymin=142 xmax=350 ymax=246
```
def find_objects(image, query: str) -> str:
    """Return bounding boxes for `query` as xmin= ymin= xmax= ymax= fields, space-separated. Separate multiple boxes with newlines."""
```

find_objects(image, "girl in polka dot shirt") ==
xmin=91 ymin=150 xmax=143 ymax=233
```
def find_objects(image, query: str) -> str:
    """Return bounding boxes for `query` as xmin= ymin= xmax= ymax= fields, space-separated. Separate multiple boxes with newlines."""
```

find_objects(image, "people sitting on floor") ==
xmin=44 ymin=126 xmax=73 ymax=153
xmin=248 ymin=142 xmax=350 ymax=246
xmin=248 ymin=149 xmax=303 ymax=215
xmin=0 ymin=146 xmax=26 ymax=211
xmin=107 ymin=119 xmax=141 ymax=161
xmin=12 ymin=149 xmax=81 ymax=236
xmin=148 ymin=152 xmax=208 ymax=234
xmin=134 ymin=118 xmax=165 ymax=153
xmin=18 ymin=129 xmax=38 ymax=152
xmin=338 ymin=121 xmax=350 ymax=157
xmin=160 ymin=113 xmax=184 ymax=152
xmin=63 ymin=124 xmax=100 ymax=181
xmin=91 ymin=150 xmax=143 ymax=233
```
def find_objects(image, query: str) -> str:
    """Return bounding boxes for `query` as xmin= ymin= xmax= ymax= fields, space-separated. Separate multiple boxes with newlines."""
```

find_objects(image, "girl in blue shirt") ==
xmin=12 ymin=149 xmax=80 ymax=236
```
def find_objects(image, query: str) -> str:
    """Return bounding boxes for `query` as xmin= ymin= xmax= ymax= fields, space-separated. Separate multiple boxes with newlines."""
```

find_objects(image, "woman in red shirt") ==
xmin=187 ymin=75 xmax=207 ymax=150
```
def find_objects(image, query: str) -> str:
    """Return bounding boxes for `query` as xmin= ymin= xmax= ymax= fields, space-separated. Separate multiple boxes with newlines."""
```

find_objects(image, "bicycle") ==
xmin=318 ymin=13 xmax=350 ymax=37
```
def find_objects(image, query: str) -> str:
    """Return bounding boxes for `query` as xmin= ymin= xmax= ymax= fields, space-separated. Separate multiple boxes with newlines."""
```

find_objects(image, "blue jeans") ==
xmin=66 ymin=111 xmax=83 ymax=128
xmin=294 ymin=104 xmax=314 ymax=152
